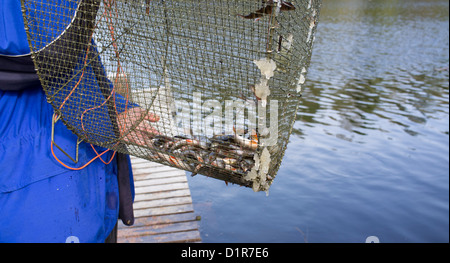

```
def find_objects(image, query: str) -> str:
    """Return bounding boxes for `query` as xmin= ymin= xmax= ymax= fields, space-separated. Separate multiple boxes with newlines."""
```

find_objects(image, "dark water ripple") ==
xmin=187 ymin=0 xmax=449 ymax=242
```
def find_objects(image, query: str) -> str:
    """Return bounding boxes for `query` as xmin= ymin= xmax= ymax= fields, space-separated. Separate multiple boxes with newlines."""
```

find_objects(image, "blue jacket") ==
xmin=0 ymin=0 xmax=134 ymax=242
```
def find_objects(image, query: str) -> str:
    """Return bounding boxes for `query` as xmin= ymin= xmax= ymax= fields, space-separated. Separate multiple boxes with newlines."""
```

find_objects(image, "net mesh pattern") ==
xmin=21 ymin=0 xmax=321 ymax=192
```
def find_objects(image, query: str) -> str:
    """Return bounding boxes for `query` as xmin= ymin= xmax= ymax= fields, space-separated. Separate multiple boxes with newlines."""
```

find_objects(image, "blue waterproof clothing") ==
xmin=0 ymin=0 xmax=134 ymax=242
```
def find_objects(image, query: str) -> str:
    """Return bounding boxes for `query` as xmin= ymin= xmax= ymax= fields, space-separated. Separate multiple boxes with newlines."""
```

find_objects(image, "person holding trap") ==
xmin=0 ymin=0 xmax=159 ymax=242
xmin=1 ymin=0 xmax=321 ymax=242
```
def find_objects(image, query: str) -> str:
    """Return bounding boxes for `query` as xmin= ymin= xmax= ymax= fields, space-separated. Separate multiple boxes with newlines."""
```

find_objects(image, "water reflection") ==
xmin=294 ymin=0 xmax=449 ymax=141
xmin=188 ymin=0 xmax=449 ymax=243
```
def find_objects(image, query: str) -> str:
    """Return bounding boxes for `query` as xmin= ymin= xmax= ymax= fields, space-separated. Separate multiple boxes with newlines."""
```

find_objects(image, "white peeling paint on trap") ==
xmin=253 ymin=58 xmax=277 ymax=107
xmin=296 ymin=67 xmax=307 ymax=93
xmin=244 ymin=147 xmax=272 ymax=194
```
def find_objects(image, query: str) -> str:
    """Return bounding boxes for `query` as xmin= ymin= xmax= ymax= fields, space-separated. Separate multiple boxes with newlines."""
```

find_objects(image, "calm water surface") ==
xmin=187 ymin=0 xmax=449 ymax=242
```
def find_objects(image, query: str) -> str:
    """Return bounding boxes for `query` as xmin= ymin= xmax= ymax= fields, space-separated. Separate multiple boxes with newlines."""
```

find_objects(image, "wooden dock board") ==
xmin=117 ymin=156 xmax=201 ymax=243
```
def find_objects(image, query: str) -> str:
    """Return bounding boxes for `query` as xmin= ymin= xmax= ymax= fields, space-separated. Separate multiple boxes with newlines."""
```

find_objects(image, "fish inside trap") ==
xmin=21 ymin=0 xmax=322 ymax=192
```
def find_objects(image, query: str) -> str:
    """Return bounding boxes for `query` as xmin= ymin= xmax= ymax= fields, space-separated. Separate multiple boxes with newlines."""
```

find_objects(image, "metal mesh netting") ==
xmin=21 ymin=0 xmax=321 ymax=192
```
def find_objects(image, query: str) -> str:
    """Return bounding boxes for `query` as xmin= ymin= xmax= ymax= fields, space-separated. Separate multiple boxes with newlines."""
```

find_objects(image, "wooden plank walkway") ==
xmin=117 ymin=156 xmax=201 ymax=243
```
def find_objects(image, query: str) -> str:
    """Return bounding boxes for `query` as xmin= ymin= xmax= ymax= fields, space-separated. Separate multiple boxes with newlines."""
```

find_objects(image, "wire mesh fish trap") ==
xmin=21 ymin=0 xmax=321 ymax=192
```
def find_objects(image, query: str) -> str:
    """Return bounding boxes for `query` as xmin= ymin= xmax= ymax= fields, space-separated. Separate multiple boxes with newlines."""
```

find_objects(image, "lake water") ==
xmin=186 ymin=0 xmax=449 ymax=243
